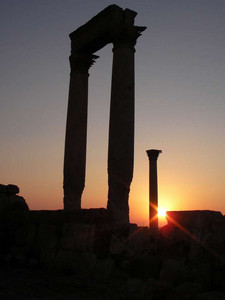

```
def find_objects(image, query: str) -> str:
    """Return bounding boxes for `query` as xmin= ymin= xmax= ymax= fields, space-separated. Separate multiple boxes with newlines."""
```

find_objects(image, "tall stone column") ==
xmin=146 ymin=149 xmax=162 ymax=231
xmin=63 ymin=52 xmax=98 ymax=210
xmin=107 ymin=21 xmax=145 ymax=223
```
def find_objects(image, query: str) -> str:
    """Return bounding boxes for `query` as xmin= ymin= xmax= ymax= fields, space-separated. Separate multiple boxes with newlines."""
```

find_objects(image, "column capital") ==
xmin=146 ymin=149 xmax=162 ymax=161
xmin=112 ymin=25 xmax=146 ymax=50
xmin=69 ymin=52 xmax=99 ymax=74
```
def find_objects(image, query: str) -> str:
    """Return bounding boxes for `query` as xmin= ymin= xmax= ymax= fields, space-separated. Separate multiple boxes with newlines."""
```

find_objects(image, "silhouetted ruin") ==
xmin=63 ymin=5 xmax=146 ymax=223
xmin=147 ymin=149 xmax=162 ymax=232
xmin=1 ymin=5 xmax=225 ymax=299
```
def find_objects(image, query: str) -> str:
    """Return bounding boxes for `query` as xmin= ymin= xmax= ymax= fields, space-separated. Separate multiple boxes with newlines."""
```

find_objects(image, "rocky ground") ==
xmin=0 ymin=264 xmax=127 ymax=300
xmin=1 ymin=260 xmax=225 ymax=300
xmin=1 ymin=186 xmax=225 ymax=299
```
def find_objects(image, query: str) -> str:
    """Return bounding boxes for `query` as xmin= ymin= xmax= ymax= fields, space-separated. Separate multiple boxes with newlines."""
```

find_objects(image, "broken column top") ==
xmin=69 ymin=4 xmax=146 ymax=54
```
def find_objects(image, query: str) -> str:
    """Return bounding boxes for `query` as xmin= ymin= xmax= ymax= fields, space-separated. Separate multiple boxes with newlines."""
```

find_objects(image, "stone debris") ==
xmin=0 ymin=184 xmax=29 ymax=216
xmin=1 ymin=206 xmax=225 ymax=298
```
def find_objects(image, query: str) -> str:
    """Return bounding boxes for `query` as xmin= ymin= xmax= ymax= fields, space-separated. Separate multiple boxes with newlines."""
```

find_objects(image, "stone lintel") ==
xmin=69 ymin=4 xmax=146 ymax=54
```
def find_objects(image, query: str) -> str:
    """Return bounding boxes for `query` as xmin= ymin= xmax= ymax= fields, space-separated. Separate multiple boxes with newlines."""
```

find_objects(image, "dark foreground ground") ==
xmin=1 ymin=205 xmax=225 ymax=299
xmin=0 ymin=265 xmax=123 ymax=300
xmin=2 ymin=264 xmax=225 ymax=300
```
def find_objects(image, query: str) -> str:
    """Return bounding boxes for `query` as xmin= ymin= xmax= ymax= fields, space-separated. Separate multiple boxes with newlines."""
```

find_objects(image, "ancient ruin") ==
xmin=1 ymin=5 xmax=225 ymax=298
xmin=146 ymin=149 xmax=162 ymax=231
xmin=63 ymin=5 xmax=146 ymax=223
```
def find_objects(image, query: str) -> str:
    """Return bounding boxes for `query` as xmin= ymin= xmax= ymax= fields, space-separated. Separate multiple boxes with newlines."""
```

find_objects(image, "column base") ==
xmin=63 ymin=195 xmax=81 ymax=211
xmin=107 ymin=179 xmax=130 ymax=224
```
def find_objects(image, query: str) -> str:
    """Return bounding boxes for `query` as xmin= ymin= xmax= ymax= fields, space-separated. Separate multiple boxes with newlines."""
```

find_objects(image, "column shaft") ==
xmin=63 ymin=53 xmax=96 ymax=210
xmin=107 ymin=45 xmax=135 ymax=223
xmin=149 ymin=159 xmax=158 ymax=230
xmin=146 ymin=149 xmax=162 ymax=231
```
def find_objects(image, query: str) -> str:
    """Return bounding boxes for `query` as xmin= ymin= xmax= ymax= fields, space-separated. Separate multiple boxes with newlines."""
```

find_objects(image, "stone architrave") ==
xmin=63 ymin=5 xmax=146 ymax=222
xmin=146 ymin=149 xmax=162 ymax=231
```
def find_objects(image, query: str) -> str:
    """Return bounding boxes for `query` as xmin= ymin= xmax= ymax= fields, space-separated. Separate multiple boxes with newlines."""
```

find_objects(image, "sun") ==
xmin=158 ymin=208 xmax=167 ymax=218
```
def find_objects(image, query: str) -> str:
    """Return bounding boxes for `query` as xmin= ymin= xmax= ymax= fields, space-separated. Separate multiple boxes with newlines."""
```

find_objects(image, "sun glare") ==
xmin=158 ymin=208 xmax=167 ymax=218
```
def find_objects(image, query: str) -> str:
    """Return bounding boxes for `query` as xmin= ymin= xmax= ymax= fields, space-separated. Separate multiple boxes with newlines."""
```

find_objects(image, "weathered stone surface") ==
xmin=144 ymin=278 xmax=171 ymax=299
xmin=0 ymin=184 xmax=19 ymax=195
xmin=109 ymin=223 xmax=138 ymax=255
xmin=0 ymin=193 xmax=9 ymax=218
xmin=166 ymin=210 xmax=224 ymax=231
xmin=122 ymin=278 xmax=146 ymax=300
xmin=13 ymin=208 xmax=110 ymax=225
xmin=38 ymin=223 xmax=59 ymax=264
xmin=167 ymin=282 xmax=202 ymax=300
xmin=0 ymin=184 xmax=7 ymax=193
xmin=125 ymin=227 xmax=157 ymax=257
xmin=1 ymin=208 xmax=225 ymax=298
xmin=7 ymin=184 xmax=19 ymax=195
xmin=196 ymin=291 xmax=225 ymax=299
xmin=94 ymin=224 xmax=112 ymax=257
xmin=94 ymin=258 xmax=115 ymax=282
xmin=160 ymin=259 xmax=191 ymax=286
xmin=193 ymin=263 xmax=212 ymax=290
xmin=14 ymin=224 xmax=30 ymax=246
xmin=10 ymin=245 xmax=28 ymax=264
xmin=62 ymin=223 xmax=95 ymax=251
xmin=0 ymin=184 xmax=29 ymax=220
xmin=124 ymin=255 xmax=162 ymax=279
xmin=161 ymin=210 xmax=225 ymax=263
xmin=55 ymin=249 xmax=96 ymax=277
xmin=9 ymin=195 xmax=29 ymax=211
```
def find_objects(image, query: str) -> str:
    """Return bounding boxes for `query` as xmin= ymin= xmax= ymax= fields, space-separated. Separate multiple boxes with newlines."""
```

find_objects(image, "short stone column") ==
xmin=63 ymin=52 xmax=98 ymax=210
xmin=107 ymin=17 xmax=146 ymax=223
xmin=146 ymin=149 xmax=162 ymax=231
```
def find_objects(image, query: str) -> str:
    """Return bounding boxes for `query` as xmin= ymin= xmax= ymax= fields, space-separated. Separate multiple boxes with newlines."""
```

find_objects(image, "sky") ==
xmin=1 ymin=0 xmax=225 ymax=226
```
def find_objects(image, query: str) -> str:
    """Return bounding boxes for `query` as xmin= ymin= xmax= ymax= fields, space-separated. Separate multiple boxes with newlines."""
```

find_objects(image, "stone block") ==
xmin=0 ymin=193 xmax=9 ymax=219
xmin=0 ymin=224 xmax=6 ymax=244
xmin=167 ymin=282 xmax=202 ymax=300
xmin=122 ymin=278 xmax=171 ymax=300
xmin=125 ymin=255 xmax=162 ymax=279
xmin=160 ymin=259 xmax=191 ymax=286
xmin=144 ymin=279 xmax=172 ymax=299
xmin=62 ymin=223 xmax=95 ymax=251
xmin=0 ymin=184 xmax=7 ymax=193
xmin=196 ymin=291 xmax=225 ymax=299
xmin=109 ymin=224 xmax=137 ymax=255
xmin=10 ymin=245 xmax=28 ymax=264
xmin=38 ymin=223 xmax=59 ymax=264
xmin=7 ymin=184 xmax=19 ymax=195
xmin=122 ymin=278 xmax=146 ymax=300
xmin=94 ymin=224 xmax=112 ymax=257
xmin=125 ymin=227 xmax=157 ymax=257
xmin=8 ymin=211 xmax=31 ymax=224
xmin=14 ymin=224 xmax=29 ymax=246
xmin=193 ymin=263 xmax=212 ymax=290
xmin=94 ymin=258 xmax=115 ymax=282
xmin=9 ymin=195 xmax=29 ymax=211
xmin=55 ymin=249 xmax=96 ymax=277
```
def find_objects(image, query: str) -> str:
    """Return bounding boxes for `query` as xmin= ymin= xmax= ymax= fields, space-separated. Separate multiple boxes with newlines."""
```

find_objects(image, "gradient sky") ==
xmin=1 ymin=0 xmax=225 ymax=226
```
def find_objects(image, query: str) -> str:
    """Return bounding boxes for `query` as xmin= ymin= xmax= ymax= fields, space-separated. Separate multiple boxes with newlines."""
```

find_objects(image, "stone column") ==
xmin=107 ymin=21 xmax=145 ymax=223
xmin=63 ymin=52 xmax=98 ymax=210
xmin=146 ymin=149 xmax=162 ymax=231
